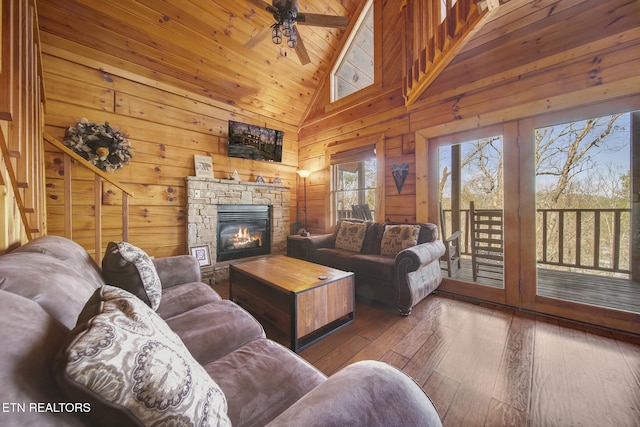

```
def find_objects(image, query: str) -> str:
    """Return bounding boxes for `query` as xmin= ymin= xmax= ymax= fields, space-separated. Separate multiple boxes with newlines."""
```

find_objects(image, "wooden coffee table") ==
xmin=229 ymin=255 xmax=355 ymax=352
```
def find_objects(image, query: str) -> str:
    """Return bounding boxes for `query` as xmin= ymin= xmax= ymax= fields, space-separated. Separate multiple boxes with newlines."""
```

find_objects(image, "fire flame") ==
xmin=230 ymin=227 xmax=262 ymax=249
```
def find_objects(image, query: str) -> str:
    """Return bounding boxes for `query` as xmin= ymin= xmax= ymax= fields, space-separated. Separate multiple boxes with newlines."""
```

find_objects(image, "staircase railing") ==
xmin=400 ymin=0 xmax=507 ymax=105
xmin=43 ymin=132 xmax=134 ymax=263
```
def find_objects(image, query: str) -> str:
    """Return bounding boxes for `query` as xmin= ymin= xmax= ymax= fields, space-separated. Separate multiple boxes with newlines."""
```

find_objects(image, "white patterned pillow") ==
xmin=380 ymin=224 xmax=421 ymax=256
xmin=335 ymin=221 xmax=368 ymax=252
xmin=54 ymin=285 xmax=231 ymax=427
xmin=102 ymin=241 xmax=162 ymax=310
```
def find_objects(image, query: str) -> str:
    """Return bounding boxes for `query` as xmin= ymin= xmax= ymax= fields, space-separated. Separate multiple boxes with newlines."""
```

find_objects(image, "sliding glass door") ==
xmin=533 ymin=112 xmax=637 ymax=314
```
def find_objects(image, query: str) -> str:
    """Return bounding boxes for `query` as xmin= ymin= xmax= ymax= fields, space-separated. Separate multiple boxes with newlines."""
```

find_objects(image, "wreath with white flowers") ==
xmin=63 ymin=118 xmax=132 ymax=172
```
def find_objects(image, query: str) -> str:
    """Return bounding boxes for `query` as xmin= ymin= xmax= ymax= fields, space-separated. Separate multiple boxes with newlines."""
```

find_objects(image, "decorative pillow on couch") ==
xmin=54 ymin=285 xmax=231 ymax=427
xmin=380 ymin=224 xmax=421 ymax=256
xmin=335 ymin=221 xmax=368 ymax=252
xmin=102 ymin=241 xmax=162 ymax=310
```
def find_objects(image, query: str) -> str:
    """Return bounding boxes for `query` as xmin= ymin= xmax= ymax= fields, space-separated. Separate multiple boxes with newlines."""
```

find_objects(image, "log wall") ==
xmin=42 ymin=48 xmax=300 ymax=258
xmin=297 ymin=0 xmax=640 ymax=234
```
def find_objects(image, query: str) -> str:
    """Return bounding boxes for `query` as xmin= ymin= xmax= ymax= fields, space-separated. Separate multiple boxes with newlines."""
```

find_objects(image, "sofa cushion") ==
xmin=380 ymin=224 xmax=421 ymax=256
xmin=361 ymin=221 xmax=385 ymax=254
xmin=14 ymin=235 xmax=106 ymax=289
xmin=102 ymin=241 xmax=162 ymax=310
xmin=54 ymin=285 xmax=231 ymax=427
xmin=164 ymin=300 xmax=266 ymax=365
xmin=0 ymin=291 xmax=86 ymax=427
xmin=385 ymin=221 xmax=438 ymax=244
xmin=349 ymin=254 xmax=395 ymax=283
xmin=335 ymin=221 xmax=368 ymax=252
xmin=313 ymin=247 xmax=360 ymax=272
xmin=204 ymin=338 xmax=326 ymax=427
xmin=0 ymin=252 xmax=99 ymax=330
xmin=156 ymin=281 xmax=222 ymax=320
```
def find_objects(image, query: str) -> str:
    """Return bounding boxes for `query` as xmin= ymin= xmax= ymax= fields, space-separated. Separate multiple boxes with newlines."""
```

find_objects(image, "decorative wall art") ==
xmin=189 ymin=245 xmax=212 ymax=267
xmin=63 ymin=118 xmax=132 ymax=173
xmin=392 ymin=163 xmax=410 ymax=194
xmin=194 ymin=155 xmax=214 ymax=178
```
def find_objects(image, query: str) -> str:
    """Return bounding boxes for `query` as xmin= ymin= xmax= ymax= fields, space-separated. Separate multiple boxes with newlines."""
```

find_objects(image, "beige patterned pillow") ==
xmin=380 ymin=224 xmax=421 ymax=256
xmin=54 ymin=285 xmax=231 ymax=427
xmin=335 ymin=221 xmax=368 ymax=252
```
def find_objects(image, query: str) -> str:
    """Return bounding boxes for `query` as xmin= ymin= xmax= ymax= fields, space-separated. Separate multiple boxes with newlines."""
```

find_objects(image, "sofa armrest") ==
xmin=395 ymin=240 xmax=446 ymax=269
xmin=153 ymin=255 xmax=202 ymax=289
xmin=394 ymin=240 xmax=446 ymax=315
xmin=302 ymin=233 xmax=335 ymax=251
xmin=266 ymin=360 xmax=442 ymax=427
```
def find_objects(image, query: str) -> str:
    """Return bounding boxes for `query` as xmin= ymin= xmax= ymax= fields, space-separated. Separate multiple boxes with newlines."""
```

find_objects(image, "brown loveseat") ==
xmin=303 ymin=219 xmax=446 ymax=315
xmin=0 ymin=235 xmax=442 ymax=427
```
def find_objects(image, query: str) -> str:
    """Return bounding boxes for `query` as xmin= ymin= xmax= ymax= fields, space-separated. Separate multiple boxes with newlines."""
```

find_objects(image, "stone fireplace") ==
xmin=186 ymin=176 xmax=290 ymax=281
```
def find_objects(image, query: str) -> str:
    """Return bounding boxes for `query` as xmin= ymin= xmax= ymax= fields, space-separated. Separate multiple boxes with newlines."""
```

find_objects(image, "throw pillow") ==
xmin=102 ymin=241 xmax=162 ymax=310
xmin=380 ymin=224 xmax=421 ymax=256
xmin=334 ymin=221 xmax=368 ymax=252
xmin=54 ymin=285 xmax=231 ymax=427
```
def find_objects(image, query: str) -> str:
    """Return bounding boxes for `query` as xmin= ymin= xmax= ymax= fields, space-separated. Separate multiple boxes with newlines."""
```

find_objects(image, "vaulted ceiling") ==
xmin=37 ymin=0 xmax=363 ymax=130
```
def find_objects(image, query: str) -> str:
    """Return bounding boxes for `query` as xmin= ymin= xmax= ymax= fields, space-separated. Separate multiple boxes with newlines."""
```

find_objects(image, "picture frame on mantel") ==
xmin=190 ymin=245 xmax=212 ymax=267
xmin=194 ymin=155 xmax=214 ymax=178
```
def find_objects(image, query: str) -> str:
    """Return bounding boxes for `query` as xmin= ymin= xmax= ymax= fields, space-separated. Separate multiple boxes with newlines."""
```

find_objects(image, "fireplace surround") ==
xmin=186 ymin=177 xmax=290 ymax=280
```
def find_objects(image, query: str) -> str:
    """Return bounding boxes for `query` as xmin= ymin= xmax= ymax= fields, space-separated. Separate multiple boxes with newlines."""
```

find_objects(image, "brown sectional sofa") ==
xmin=303 ymin=219 xmax=446 ymax=315
xmin=0 ymin=235 xmax=442 ymax=427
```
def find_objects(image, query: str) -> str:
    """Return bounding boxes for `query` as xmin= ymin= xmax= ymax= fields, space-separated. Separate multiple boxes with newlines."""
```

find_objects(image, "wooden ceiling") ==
xmin=37 ymin=0 xmax=362 ymax=130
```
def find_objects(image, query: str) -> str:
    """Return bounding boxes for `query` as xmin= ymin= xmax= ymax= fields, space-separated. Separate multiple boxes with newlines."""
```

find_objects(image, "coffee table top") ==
xmin=230 ymin=255 xmax=353 ymax=294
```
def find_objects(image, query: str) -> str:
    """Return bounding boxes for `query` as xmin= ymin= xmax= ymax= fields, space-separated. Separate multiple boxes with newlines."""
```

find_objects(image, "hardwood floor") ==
xmin=213 ymin=282 xmax=640 ymax=426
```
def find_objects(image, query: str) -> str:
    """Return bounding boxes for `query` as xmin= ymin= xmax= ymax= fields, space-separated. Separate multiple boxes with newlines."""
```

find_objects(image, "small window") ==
xmin=331 ymin=0 xmax=374 ymax=102
xmin=331 ymin=145 xmax=377 ymax=221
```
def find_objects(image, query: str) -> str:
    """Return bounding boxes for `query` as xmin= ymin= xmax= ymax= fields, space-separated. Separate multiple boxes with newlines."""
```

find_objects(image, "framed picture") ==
xmin=190 ymin=245 xmax=212 ymax=267
xmin=194 ymin=155 xmax=214 ymax=178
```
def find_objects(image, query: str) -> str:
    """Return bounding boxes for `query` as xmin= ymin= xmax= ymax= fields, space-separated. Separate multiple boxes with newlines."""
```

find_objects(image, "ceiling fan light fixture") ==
xmin=272 ymin=24 xmax=282 ymax=44
xmin=287 ymin=27 xmax=297 ymax=48
xmin=282 ymin=19 xmax=293 ymax=37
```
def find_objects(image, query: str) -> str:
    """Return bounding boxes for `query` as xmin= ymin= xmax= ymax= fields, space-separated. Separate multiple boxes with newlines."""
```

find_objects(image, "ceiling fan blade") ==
xmin=244 ymin=25 xmax=272 ymax=49
xmin=294 ymin=28 xmax=311 ymax=66
xmin=296 ymin=13 xmax=348 ymax=29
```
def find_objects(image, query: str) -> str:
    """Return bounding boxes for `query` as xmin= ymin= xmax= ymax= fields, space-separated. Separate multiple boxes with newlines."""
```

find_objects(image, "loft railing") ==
xmin=442 ymin=208 xmax=632 ymax=276
xmin=43 ymin=132 xmax=134 ymax=263
xmin=400 ymin=0 xmax=508 ymax=105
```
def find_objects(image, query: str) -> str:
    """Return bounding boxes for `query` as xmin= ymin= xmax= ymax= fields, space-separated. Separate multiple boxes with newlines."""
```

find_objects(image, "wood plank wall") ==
xmin=297 ymin=0 xmax=640 ymax=234
xmin=41 ymin=49 xmax=300 ymax=259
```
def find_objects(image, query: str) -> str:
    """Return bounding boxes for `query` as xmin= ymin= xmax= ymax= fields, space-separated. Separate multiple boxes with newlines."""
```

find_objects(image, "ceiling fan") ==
xmin=245 ymin=0 xmax=348 ymax=65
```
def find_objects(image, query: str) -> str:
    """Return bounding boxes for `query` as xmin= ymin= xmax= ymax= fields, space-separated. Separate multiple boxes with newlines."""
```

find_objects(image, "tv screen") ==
xmin=228 ymin=120 xmax=284 ymax=162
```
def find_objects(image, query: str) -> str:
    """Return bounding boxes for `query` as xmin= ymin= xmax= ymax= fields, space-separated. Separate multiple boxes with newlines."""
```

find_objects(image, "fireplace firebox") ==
xmin=217 ymin=205 xmax=271 ymax=262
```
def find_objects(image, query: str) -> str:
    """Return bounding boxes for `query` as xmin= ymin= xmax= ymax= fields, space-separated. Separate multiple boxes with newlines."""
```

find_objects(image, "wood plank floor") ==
xmin=214 ymin=282 xmax=640 ymax=426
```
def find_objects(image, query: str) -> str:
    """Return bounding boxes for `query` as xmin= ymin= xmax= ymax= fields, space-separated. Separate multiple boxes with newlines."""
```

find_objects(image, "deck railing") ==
xmin=337 ymin=209 xmax=376 ymax=221
xmin=537 ymin=208 xmax=631 ymax=275
xmin=442 ymin=208 xmax=631 ymax=276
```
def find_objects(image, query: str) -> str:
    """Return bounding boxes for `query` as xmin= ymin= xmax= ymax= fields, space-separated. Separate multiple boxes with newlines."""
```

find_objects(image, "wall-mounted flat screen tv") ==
xmin=228 ymin=120 xmax=284 ymax=162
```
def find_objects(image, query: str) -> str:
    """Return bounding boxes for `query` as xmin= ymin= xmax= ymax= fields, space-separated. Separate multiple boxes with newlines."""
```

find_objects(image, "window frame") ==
xmin=332 ymin=157 xmax=378 ymax=221
xmin=327 ymin=0 xmax=382 ymax=110
xmin=324 ymin=134 xmax=386 ymax=230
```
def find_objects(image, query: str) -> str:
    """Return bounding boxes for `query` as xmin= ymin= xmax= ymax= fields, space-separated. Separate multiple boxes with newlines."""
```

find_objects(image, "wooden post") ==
xmin=632 ymin=112 xmax=639 ymax=281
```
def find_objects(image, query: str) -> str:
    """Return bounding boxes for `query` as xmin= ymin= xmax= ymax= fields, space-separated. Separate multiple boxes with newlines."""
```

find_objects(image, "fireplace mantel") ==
xmin=186 ymin=177 xmax=290 ymax=271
